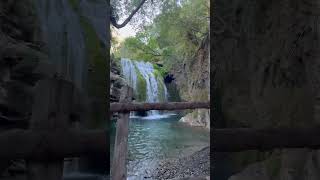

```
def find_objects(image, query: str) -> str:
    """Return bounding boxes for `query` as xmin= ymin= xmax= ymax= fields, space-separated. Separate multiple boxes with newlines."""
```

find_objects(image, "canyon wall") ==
xmin=213 ymin=0 xmax=320 ymax=179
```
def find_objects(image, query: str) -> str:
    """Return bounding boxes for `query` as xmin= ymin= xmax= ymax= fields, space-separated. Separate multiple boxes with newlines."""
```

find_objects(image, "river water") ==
xmin=113 ymin=58 xmax=209 ymax=179
xmin=110 ymin=113 xmax=210 ymax=179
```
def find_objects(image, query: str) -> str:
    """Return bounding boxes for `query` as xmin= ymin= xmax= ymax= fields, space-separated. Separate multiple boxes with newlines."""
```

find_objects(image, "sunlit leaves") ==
xmin=112 ymin=0 xmax=209 ymax=71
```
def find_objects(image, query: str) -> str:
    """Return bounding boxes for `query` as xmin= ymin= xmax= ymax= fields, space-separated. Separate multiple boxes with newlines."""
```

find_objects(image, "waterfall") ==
xmin=120 ymin=58 xmax=168 ymax=116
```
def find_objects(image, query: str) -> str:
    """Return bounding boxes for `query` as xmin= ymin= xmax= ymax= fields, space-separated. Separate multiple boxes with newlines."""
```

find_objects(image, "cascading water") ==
xmin=120 ymin=58 xmax=168 ymax=116
xmin=115 ymin=58 xmax=210 ymax=179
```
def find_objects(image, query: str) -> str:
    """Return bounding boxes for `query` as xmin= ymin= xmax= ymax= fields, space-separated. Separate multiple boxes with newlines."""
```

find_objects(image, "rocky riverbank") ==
xmin=152 ymin=146 xmax=210 ymax=180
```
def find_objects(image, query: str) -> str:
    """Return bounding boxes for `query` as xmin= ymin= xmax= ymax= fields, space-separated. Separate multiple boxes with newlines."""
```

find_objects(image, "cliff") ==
xmin=0 ymin=0 xmax=109 ymax=177
xmin=171 ymin=34 xmax=210 ymax=129
xmin=213 ymin=0 xmax=320 ymax=179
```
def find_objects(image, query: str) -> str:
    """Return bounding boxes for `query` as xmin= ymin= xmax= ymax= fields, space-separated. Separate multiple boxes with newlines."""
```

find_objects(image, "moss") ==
xmin=154 ymin=69 xmax=166 ymax=101
xmin=68 ymin=0 xmax=80 ymax=12
xmin=153 ymin=64 xmax=168 ymax=77
xmin=79 ymin=15 xmax=107 ymax=128
xmin=134 ymin=65 xmax=147 ymax=102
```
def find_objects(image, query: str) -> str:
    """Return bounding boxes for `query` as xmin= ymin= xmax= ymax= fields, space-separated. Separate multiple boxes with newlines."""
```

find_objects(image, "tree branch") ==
xmin=111 ymin=0 xmax=147 ymax=29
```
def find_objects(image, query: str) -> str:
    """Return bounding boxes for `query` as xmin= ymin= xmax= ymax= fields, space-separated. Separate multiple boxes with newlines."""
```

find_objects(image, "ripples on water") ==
xmin=111 ymin=113 xmax=210 ymax=179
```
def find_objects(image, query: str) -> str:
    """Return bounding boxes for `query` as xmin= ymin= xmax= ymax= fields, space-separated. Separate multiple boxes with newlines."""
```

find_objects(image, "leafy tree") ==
xmin=113 ymin=0 xmax=209 ymax=73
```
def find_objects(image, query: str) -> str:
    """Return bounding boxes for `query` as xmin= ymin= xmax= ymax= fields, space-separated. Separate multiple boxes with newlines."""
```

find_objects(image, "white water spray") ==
xmin=120 ymin=58 xmax=168 ymax=116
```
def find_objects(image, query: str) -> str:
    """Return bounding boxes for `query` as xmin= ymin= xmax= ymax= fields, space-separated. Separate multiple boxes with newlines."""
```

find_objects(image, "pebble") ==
xmin=152 ymin=146 xmax=210 ymax=179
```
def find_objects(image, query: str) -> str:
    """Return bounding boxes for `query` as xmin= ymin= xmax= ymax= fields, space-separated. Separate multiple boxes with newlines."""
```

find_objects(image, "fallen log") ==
xmin=213 ymin=127 xmax=320 ymax=152
xmin=0 ymin=129 xmax=107 ymax=160
xmin=110 ymin=101 xmax=210 ymax=113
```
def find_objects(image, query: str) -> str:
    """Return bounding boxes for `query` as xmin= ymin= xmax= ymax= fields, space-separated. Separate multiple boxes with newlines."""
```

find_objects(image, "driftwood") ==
xmin=111 ymin=86 xmax=133 ymax=180
xmin=213 ymin=127 xmax=320 ymax=152
xmin=110 ymin=101 xmax=210 ymax=113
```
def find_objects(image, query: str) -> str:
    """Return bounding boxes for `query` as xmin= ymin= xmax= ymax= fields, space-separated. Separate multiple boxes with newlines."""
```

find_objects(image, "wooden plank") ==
xmin=26 ymin=78 xmax=74 ymax=180
xmin=213 ymin=127 xmax=320 ymax=152
xmin=110 ymin=101 xmax=210 ymax=113
xmin=0 ymin=129 xmax=107 ymax=160
xmin=111 ymin=86 xmax=133 ymax=180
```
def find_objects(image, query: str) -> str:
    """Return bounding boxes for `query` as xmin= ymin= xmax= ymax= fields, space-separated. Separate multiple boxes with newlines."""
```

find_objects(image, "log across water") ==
xmin=110 ymin=101 xmax=210 ymax=113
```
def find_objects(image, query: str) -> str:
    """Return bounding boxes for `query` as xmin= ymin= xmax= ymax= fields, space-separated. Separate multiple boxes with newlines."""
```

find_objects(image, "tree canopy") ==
xmin=116 ymin=0 xmax=210 ymax=61
xmin=112 ymin=0 xmax=209 ymax=73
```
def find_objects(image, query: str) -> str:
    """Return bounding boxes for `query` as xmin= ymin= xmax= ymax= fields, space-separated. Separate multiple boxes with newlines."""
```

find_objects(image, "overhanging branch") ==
xmin=111 ymin=0 xmax=147 ymax=29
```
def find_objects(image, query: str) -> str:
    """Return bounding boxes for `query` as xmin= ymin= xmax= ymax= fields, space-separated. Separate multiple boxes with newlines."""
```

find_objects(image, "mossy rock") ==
xmin=153 ymin=63 xmax=168 ymax=77
xmin=79 ymin=15 xmax=107 ymax=128
xmin=134 ymin=64 xmax=147 ymax=102
xmin=154 ymin=69 xmax=166 ymax=102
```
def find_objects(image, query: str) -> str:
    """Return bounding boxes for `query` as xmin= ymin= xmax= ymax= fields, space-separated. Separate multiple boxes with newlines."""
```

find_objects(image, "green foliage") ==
xmin=115 ymin=32 xmax=163 ymax=62
xmin=113 ymin=0 xmax=209 ymax=72
xmin=153 ymin=64 xmax=168 ymax=77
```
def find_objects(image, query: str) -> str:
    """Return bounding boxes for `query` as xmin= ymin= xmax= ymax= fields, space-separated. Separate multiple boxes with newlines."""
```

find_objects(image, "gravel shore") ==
xmin=152 ymin=146 xmax=210 ymax=180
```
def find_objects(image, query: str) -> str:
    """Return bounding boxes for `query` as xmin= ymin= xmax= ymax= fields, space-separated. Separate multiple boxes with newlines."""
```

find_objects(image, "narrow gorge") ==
xmin=110 ymin=55 xmax=210 ymax=179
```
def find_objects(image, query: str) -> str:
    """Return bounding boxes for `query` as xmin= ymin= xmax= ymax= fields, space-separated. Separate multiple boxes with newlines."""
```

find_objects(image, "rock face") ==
xmin=0 ymin=0 xmax=110 ymax=177
xmin=110 ymin=57 xmax=125 ymax=121
xmin=0 ymin=0 xmax=47 ymax=126
xmin=172 ymin=35 xmax=210 ymax=129
xmin=179 ymin=109 xmax=210 ymax=129
xmin=213 ymin=0 xmax=320 ymax=179
xmin=110 ymin=58 xmax=125 ymax=103
xmin=0 ymin=0 xmax=48 ymax=175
